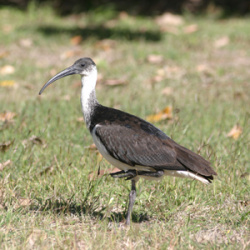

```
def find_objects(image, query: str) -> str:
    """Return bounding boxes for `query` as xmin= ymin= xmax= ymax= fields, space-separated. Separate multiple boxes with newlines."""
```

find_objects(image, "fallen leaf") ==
xmin=159 ymin=26 xmax=179 ymax=34
xmin=214 ymin=36 xmax=229 ymax=48
xmin=183 ymin=24 xmax=198 ymax=34
xmin=105 ymin=19 xmax=117 ymax=28
xmin=27 ymin=229 xmax=46 ymax=248
xmin=227 ymin=124 xmax=242 ymax=139
xmin=95 ymin=39 xmax=116 ymax=51
xmin=0 ymin=65 xmax=15 ymax=75
xmin=60 ymin=49 xmax=82 ymax=59
xmin=154 ymin=66 xmax=185 ymax=80
xmin=0 ymin=141 xmax=14 ymax=152
xmin=0 ymin=111 xmax=16 ymax=122
xmin=61 ymin=95 xmax=71 ymax=101
xmin=0 ymin=160 xmax=12 ymax=171
xmin=70 ymin=35 xmax=82 ymax=45
xmin=196 ymin=64 xmax=214 ymax=75
xmin=85 ymin=143 xmax=97 ymax=150
xmin=146 ymin=106 xmax=173 ymax=122
xmin=119 ymin=11 xmax=129 ymax=20
xmin=147 ymin=54 xmax=164 ymax=64
xmin=161 ymin=87 xmax=173 ymax=96
xmin=22 ymin=136 xmax=44 ymax=147
xmin=14 ymin=198 xmax=32 ymax=209
xmin=155 ymin=13 xmax=183 ymax=27
xmin=151 ymin=75 xmax=165 ymax=83
xmin=104 ymin=78 xmax=127 ymax=86
xmin=60 ymin=50 xmax=75 ymax=59
xmin=2 ymin=24 xmax=13 ymax=33
xmin=18 ymin=198 xmax=31 ymax=207
xmin=0 ymin=80 xmax=16 ymax=87
xmin=19 ymin=38 xmax=33 ymax=47
xmin=29 ymin=135 xmax=44 ymax=145
xmin=0 ymin=50 xmax=9 ymax=59
xmin=76 ymin=117 xmax=84 ymax=123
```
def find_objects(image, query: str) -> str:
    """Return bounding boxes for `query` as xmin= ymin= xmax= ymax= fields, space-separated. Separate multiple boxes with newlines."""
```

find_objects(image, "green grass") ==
xmin=0 ymin=3 xmax=249 ymax=249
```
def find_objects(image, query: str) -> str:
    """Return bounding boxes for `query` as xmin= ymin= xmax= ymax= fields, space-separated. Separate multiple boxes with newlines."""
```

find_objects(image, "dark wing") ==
xmin=92 ymin=105 xmax=216 ymax=177
xmin=95 ymin=123 xmax=185 ymax=171
xmin=172 ymin=141 xmax=217 ymax=176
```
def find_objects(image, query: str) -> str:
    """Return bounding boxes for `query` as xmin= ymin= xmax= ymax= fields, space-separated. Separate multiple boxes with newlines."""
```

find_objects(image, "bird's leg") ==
xmin=110 ymin=170 xmax=137 ymax=179
xmin=125 ymin=179 xmax=136 ymax=226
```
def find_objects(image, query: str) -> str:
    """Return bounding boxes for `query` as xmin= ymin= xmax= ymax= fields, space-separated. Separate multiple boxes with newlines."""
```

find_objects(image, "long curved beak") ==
xmin=39 ymin=66 xmax=76 ymax=95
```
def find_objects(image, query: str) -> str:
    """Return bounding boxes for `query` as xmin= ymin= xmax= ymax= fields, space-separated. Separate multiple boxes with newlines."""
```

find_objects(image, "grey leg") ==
xmin=125 ymin=179 xmax=136 ymax=225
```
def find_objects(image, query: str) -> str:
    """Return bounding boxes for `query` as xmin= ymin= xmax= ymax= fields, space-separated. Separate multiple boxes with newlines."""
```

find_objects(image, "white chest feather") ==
xmin=80 ymin=68 xmax=98 ymax=128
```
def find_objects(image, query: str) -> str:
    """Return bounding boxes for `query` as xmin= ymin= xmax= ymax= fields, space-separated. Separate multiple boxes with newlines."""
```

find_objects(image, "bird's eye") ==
xmin=81 ymin=64 xmax=85 ymax=67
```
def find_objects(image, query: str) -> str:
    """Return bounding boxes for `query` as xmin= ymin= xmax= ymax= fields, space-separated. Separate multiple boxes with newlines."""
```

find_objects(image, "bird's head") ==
xmin=39 ymin=57 xmax=96 ymax=95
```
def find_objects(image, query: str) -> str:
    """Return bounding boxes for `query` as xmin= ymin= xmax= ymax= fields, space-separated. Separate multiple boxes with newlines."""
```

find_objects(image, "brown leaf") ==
xmin=14 ymin=198 xmax=32 ymax=209
xmin=227 ymin=124 xmax=242 ymax=140
xmin=0 ymin=111 xmax=16 ymax=121
xmin=76 ymin=117 xmax=84 ymax=123
xmin=183 ymin=24 xmax=198 ymax=34
xmin=196 ymin=64 xmax=214 ymax=75
xmin=119 ymin=11 xmax=129 ymax=20
xmin=147 ymin=54 xmax=164 ymax=64
xmin=0 ymin=65 xmax=15 ymax=75
xmin=214 ymin=36 xmax=229 ymax=48
xmin=0 ymin=80 xmax=16 ymax=87
xmin=95 ymin=39 xmax=116 ymax=51
xmin=61 ymin=95 xmax=71 ymax=101
xmin=86 ymin=143 xmax=97 ymax=150
xmin=146 ymin=106 xmax=173 ymax=122
xmin=0 ymin=50 xmax=9 ymax=59
xmin=22 ymin=136 xmax=44 ymax=147
xmin=0 ymin=160 xmax=12 ymax=171
xmin=104 ymin=78 xmax=127 ymax=86
xmin=60 ymin=49 xmax=82 ymax=59
xmin=155 ymin=13 xmax=183 ymax=27
xmin=0 ymin=141 xmax=14 ymax=152
xmin=159 ymin=26 xmax=179 ymax=34
xmin=70 ymin=35 xmax=82 ymax=45
xmin=2 ymin=24 xmax=13 ymax=33
xmin=155 ymin=66 xmax=185 ymax=80
xmin=19 ymin=38 xmax=33 ymax=47
xmin=110 ymin=167 xmax=122 ymax=173
xmin=151 ymin=75 xmax=165 ymax=83
xmin=161 ymin=87 xmax=173 ymax=96
xmin=18 ymin=198 xmax=31 ymax=207
xmin=29 ymin=135 xmax=44 ymax=145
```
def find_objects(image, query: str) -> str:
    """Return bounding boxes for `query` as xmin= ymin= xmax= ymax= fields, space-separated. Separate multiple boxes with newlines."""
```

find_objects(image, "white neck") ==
xmin=80 ymin=67 xmax=98 ymax=129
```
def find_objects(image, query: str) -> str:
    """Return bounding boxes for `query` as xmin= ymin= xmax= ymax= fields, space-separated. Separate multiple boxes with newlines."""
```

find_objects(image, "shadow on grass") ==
xmin=36 ymin=25 xmax=162 ymax=42
xmin=28 ymin=197 xmax=150 ymax=224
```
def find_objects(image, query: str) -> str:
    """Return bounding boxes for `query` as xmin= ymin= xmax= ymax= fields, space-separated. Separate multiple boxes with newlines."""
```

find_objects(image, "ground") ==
xmin=0 ymin=3 xmax=249 ymax=249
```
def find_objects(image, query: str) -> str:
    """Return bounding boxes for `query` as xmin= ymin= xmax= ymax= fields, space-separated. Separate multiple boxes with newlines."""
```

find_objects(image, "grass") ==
xmin=0 ymin=3 xmax=249 ymax=249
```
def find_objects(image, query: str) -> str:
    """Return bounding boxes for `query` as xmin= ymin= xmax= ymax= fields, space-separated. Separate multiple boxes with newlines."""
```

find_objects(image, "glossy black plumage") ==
xmin=91 ymin=104 xmax=216 ymax=182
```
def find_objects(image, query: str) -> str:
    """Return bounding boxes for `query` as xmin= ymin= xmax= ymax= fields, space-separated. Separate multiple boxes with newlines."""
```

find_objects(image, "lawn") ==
xmin=0 ymin=3 xmax=249 ymax=249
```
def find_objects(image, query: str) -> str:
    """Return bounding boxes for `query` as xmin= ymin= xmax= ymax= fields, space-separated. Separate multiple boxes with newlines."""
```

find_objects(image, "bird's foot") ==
xmin=110 ymin=170 xmax=137 ymax=180
xmin=110 ymin=169 xmax=164 ymax=180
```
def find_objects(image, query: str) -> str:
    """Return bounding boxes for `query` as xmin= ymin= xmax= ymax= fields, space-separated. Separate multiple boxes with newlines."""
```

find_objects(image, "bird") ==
xmin=39 ymin=57 xmax=217 ymax=225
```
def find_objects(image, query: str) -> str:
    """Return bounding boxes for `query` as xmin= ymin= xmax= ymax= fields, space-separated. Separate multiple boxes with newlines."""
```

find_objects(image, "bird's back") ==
xmin=89 ymin=104 xmax=217 ymax=182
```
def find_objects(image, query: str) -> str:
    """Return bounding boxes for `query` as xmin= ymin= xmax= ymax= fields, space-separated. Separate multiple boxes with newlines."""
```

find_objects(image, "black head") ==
xmin=39 ymin=57 xmax=96 ymax=95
